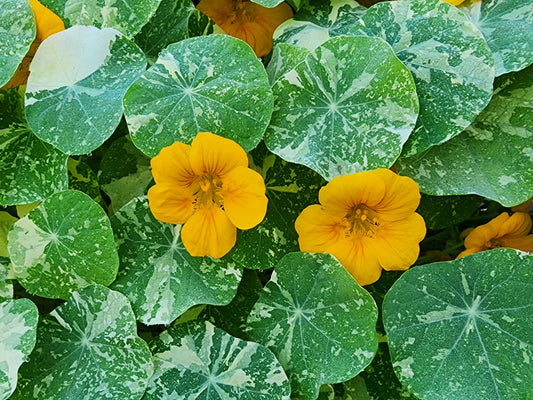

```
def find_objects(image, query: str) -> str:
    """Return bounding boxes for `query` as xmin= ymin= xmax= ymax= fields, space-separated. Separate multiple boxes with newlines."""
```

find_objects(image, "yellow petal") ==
xmin=372 ymin=169 xmax=421 ymax=221
xmin=371 ymin=213 xmax=426 ymax=271
xmin=222 ymin=166 xmax=267 ymax=229
xmin=456 ymin=247 xmax=481 ymax=259
xmin=443 ymin=0 xmax=465 ymax=5
xmin=151 ymin=141 xmax=197 ymax=189
xmin=147 ymin=185 xmax=195 ymax=225
xmin=511 ymin=197 xmax=533 ymax=213
xmin=500 ymin=235 xmax=533 ymax=253
xmin=464 ymin=212 xmax=509 ymax=249
xmin=296 ymin=205 xmax=345 ymax=252
xmin=499 ymin=212 xmax=532 ymax=238
xmin=189 ymin=132 xmax=248 ymax=178
xmin=181 ymin=205 xmax=237 ymax=258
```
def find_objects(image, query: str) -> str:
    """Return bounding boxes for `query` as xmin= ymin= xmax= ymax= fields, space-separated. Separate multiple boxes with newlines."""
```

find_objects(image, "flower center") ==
xmin=231 ymin=0 xmax=258 ymax=24
xmin=342 ymin=204 xmax=381 ymax=238
xmin=194 ymin=173 xmax=224 ymax=209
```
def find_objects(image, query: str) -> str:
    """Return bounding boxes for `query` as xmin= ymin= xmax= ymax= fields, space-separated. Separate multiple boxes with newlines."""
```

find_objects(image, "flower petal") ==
xmin=372 ymin=169 xmax=421 ymax=221
xmin=181 ymin=205 xmax=236 ymax=258
xmin=151 ymin=141 xmax=196 ymax=188
xmin=296 ymin=205 xmax=345 ymax=251
xmin=500 ymin=235 xmax=533 ymax=253
xmin=499 ymin=212 xmax=532 ymax=238
xmin=372 ymin=213 xmax=426 ymax=271
xmin=222 ymin=166 xmax=267 ymax=230
xmin=189 ymin=132 xmax=248 ymax=177
xmin=456 ymin=247 xmax=481 ymax=258
xmin=148 ymin=184 xmax=195 ymax=225
xmin=464 ymin=212 xmax=509 ymax=249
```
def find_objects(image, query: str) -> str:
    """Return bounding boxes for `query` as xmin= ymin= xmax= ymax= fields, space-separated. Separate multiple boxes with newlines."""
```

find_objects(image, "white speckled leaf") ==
xmin=67 ymin=158 xmax=105 ymax=207
xmin=396 ymin=64 xmax=533 ymax=207
xmin=229 ymin=143 xmax=324 ymax=270
xmin=145 ymin=320 xmax=291 ymax=400
xmin=265 ymin=35 xmax=418 ymax=181
xmin=7 ymin=190 xmax=119 ymax=300
xmin=110 ymin=196 xmax=242 ymax=325
xmin=246 ymin=252 xmax=378 ymax=400
xmin=252 ymin=0 xmax=284 ymax=7
xmin=25 ymin=25 xmax=146 ymax=155
xmin=461 ymin=0 xmax=533 ymax=76
xmin=0 ymin=124 xmax=68 ymax=206
xmin=124 ymin=35 xmax=273 ymax=157
xmin=383 ymin=248 xmax=533 ymax=400
xmin=41 ymin=0 xmax=161 ymax=37
xmin=14 ymin=285 xmax=153 ymax=400
xmin=274 ymin=0 xmax=365 ymax=51
xmin=0 ymin=282 xmax=12 ymax=301
xmin=417 ymin=194 xmax=482 ymax=230
xmin=351 ymin=0 xmax=494 ymax=156
xmin=267 ymin=43 xmax=309 ymax=86
xmin=0 ymin=88 xmax=26 ymax=128
xmin=0 ymin=0 xmax=35 ymax=87
xmin=0 ymin=298 xmax=38 ymax=400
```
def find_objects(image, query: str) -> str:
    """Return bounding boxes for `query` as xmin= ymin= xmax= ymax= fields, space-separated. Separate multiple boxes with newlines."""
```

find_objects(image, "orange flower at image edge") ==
xmin=2 ymin=0 xmax=64 ymax=89
xmin=148 ymin=132 xmax=268 ymax=258
xmin=295 ymin=169 xmax=426 ymax=286
xmin=457 ymin=212 xmax=533 ymax=258
xmin=196 ymin=0 xmax=293 ymax=58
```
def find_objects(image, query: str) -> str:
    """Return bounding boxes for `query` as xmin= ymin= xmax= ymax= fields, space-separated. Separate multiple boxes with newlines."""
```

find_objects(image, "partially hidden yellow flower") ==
xmin=196 ymin=0 xmax=293 ymax=58
xmin=2 ymin=0 xmax=64 ymax=90
xmin=295 ymin=169 xmax=426 ymax=286
xmin=457 ymin=212 xmax=533 ymax=258
xmin=443 ymin=0 xmax=466 ymax=5
xmin=148 ymin=132 xmax=268 ymax=258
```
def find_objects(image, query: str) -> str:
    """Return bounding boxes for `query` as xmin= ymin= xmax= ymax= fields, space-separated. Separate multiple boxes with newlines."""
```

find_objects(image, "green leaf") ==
xmin=25 ymin=25 xmax=146 ymax=155
xmin=0 ymin=0 xmax=35 ymax=88
xmin=0 ymin=298 xmax=38 ymax=400
xmin=0 ymin=124 xmax=68 ymax=206
xmin=0 ymin=88 xmax=26 ymax=128
xmin=0 ymin=282 xmax=13 ymax=301
xmin=67 ymin=158 xmax=105 ymax=207
xmin=0 ymin=212 xmax=17 ymax=258
xmin=124 ymin=35 xmax=274 ymax=157
xmin=41 ymin=0 xmax=161 ymax=37
xmin=229 ymin=143 xmax=324 ymax=270
xmin=265 ymin=35 xmax=418 ymax=181
xmin=97 ymin=136 xmax=152 ymax=214
xmin=417 ymin=194 xmax=482 ymax=230
xmin=110 ymin=196 xmax=242 ymax=325
xmin=144 ymin=320 xmax=291 ymax=400
xmin=7 ymin=190 xmax=119 ymax=300
xmin=14 ymin=285 xmax=153 ymax=400
xmin=247 ymin=252 xmax=378 ymax=400
xmin=273 ymin=0 xmax=366 ymax=51
xmin=267 ymin=43 xmax=310 ymax=86
xmin=251 ymin=0 xmax=285 ymax=7
xmin=461 ymin=0 xmax=533 ymax=76
xmin=351 ymin=0 xmax=494 ymax=156
xmin=383 ymin=248 xmax=533 ymax=400
xmin=396 ymin=64 xmax=533 ymax=207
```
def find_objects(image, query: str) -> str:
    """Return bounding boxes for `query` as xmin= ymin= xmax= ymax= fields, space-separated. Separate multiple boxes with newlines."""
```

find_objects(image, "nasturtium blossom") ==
xmin=457 ymin=212 xmax=533 ymax=258
xmin=147 ymin=132 xmax=268 ymax=258
xmin=196 ymin=0 xmax=293 ymax=58
xmin=295 ymin=169 xmax=426 ymax=286
xmin=1 ymin=0 xmax=64 ymax=90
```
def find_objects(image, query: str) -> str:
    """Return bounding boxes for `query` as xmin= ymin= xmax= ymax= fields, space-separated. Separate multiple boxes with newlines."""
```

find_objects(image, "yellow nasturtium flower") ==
xmin=148 ymin=132 xmax=268 ymax=258
xmin=2 ymin=0 xmax=64 ymax=90
xmin=457 ymin=212 xmax=533 ymax=258
xmin=443 ymin=0 xmax=466 ymax=5
xmin=295 ymin=169 xmax=426 ymax=286
xmin=196 ymin=0 xmax=293 ymax=58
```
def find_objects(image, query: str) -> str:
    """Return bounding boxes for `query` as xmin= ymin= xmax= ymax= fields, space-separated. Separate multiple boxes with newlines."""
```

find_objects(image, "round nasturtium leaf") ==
xmin=7 ymin=190 xmax=119 ymax=300
xmin=396 ymin=63 xmax=533 ymax=207
xmin=265 ymin=35 xmax=419 ymax=181
xmin=246 ymin=252 xmax=379 ymax=400
xmin=124 ymin=35 xmax=274 ymax=157
xmin=40 ymin=0 xmax=161 ymax=37
xmin=461 ymin=0 xmax=533 ymax=76
xmin=0 ymin=299 xmax=38 ymax=400
xmin=0 ymin=0 xmax=35 ymax=88
xmin=145 ymin=320 xmax=291 ymax=400
xmin=14 ymin=285 xmax=153 ymax=400
xmin=110 ymin=197 xmax=242 ymax=325
xmin=25 ymin=25 xmax=146 ymax=156
xmin=383 ymin=248 xmax=533 ymax=400
xmin=350 ymin=0 xmax=495 ymax=156
xmin=0 ymin=124 xmax=68 ymax=206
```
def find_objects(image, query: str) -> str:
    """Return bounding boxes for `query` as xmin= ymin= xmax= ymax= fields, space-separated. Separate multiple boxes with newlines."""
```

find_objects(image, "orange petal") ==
xmin=181 ymin=205 xmax=236 ymax=258
xmin=464 ymin=212 xmax=509 ymax=249
xmin=372 ymin=169 xmax=421 ymax=221
xmin=151 ymin=141 xmax=197 ymax=188
xmin=30 ymin=0 xmax=64 ymax=42
xmin=500 ymin=235 xmax=533 ymax=253
xmin=295 ymin=205 xmax=345 ymax=252
xmin=189 ymin=132 xmax=248 ymax=178
xmin=511 ymin=197 xmax=533 ymax=213
xmin=499 ymin=212 xmax=532 ymax=238
xmin=147 ymin=185 xmax=195 ymax=225
xmin=222 ymin=166 xmax=267 ymax=230
xmin=371 ymin=213 xmax=426 ymax=271
xmin=456 ymin=247 xmax=481 ymax=259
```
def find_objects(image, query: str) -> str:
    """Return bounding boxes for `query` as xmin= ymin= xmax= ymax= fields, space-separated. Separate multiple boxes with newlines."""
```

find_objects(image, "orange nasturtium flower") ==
xmin=295 ymin=169 xmax=426 ymax=286
xmin=457 ymin=212 xmax=533 ymax=258
xmin=148 ymin=132 xmax=268 ymax=258
xmin=2 ymin=0 xmax=64 ymax=90
xmin=196 ymin=0 xmax=293 ymax=58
